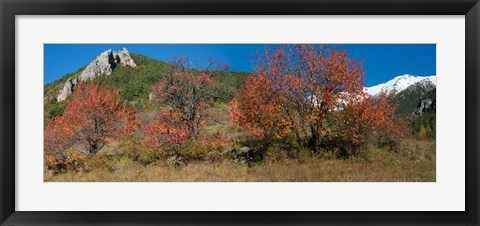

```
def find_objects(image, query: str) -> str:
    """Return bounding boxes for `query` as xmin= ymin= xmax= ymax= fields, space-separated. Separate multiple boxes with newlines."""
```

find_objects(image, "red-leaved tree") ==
xmin=44 ymin=115 xmax=76 ymax=166
xmin=330 ymin=92 xmax=406 ymax=155
xmin=231 ymin=44 xmax=404 ymax=154
xmin=143 ymin=109 xmax=190 ymax=154
xmin=44 ymin=83 xmax=138 ymax=157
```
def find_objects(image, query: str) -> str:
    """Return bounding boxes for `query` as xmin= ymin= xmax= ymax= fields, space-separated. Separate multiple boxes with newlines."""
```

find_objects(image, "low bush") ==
xmin=182 ymin=132 xmax=233 ymax=163
xmin=265 ymin=145 xmax=289 ymax=162
xmin=45 ymin=148 xmax=87 ymax=175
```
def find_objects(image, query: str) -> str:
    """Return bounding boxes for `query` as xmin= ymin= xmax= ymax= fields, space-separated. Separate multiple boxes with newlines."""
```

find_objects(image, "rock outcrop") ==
xmin=148 ymin=92 xmax=156 ymax=101
xmin=57 ymin=78 xmax=78 ymax=102
xmin=414 ymin=98 xmax=436 ymax=116
xmin=56 ymin=48 xmax=136 ymax=101
xmin=413 ymin=88 xmax=436 ymax=116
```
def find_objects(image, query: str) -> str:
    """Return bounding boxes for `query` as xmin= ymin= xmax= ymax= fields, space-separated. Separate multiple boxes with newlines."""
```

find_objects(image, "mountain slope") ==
xmin=411 ymin=88 xmax=436 ymax=138
xmin=44 ymin=49 xmax=249 ymax=121
xmin=364 ymin=74 xmax=436 ymax=114
xmin=393 ymin=81 xmax=436 ymax=114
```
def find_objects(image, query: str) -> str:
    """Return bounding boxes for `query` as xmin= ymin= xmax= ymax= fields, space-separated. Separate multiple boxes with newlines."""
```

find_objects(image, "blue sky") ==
xmin=44 ymin=44 xmax=435 ymax=86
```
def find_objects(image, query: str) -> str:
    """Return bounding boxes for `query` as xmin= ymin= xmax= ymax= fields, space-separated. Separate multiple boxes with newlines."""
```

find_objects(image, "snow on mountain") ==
xmin=364 ymin=74 xmax=436 ymax=96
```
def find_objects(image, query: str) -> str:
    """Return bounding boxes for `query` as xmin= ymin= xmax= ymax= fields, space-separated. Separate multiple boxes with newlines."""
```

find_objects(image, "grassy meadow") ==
xmin=45 ymin=138 xmax=435 ymax=182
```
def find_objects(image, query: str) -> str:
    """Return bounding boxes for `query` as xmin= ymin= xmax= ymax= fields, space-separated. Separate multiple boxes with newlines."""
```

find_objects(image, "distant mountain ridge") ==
xmin=364 ymin=74 xmax=436 ymax=97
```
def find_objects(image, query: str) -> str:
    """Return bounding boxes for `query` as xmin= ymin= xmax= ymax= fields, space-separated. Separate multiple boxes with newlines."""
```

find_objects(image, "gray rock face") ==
xmin=148 ymin=92 xmax=156 ymax=101
xmin=414 ymin=98 xmax=436 ymax=116
xmin=57 ymin=78 xmax=78 ymax=102
xmin=79 ymin=48 xmax=136 ymax=82
xmin=116 ymin=48 xmax=137 ymax=67
xmin=56 ymin=48 xmax=136 ymax=102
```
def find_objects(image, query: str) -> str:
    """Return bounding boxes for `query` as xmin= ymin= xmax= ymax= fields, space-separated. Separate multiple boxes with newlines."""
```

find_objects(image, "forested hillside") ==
xmin=44 ymin=53 xmax=248 ymax=121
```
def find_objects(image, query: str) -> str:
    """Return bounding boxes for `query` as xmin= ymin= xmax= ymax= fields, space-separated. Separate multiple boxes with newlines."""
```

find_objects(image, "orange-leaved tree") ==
xmin=143 ymin=109 xmax=190 ymax=154
xmin=230 ymin=70 xmax=291 ymax=139
xmin=44 ymin=83 xmax=138 ymax=157
xmin=231 ymin=44 xmax=403 ymax=154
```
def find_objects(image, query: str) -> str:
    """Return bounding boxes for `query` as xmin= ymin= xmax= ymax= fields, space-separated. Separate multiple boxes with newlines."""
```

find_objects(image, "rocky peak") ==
xmin=116 ymin=48 xmax=137 ymax=67
xmin=56 ymin=48 xmax=136 ymax=101
xmin=79 ymin=48 xmax=136 ymax=82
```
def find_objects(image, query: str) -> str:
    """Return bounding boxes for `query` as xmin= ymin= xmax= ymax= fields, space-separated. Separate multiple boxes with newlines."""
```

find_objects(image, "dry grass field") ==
xmin=45 ymin=138 xmax=435 ymax=182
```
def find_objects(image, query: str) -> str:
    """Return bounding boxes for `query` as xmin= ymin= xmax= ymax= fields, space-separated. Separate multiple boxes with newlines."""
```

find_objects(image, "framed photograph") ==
xmin=1 ymin=0 xmax=479 ymax=225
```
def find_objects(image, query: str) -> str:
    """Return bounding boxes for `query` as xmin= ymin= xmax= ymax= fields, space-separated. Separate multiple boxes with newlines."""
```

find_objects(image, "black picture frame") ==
xmin=1 ymin=0 xmax=479 ymax=225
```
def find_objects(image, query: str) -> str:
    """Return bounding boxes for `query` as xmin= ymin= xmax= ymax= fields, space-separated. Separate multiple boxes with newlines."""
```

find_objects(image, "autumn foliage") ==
xmin=145 ymin=57 xmax=228 ymax=154
xmin=230 ymin=72 xmax=290 ymax=139
xmin=330 ymin=92 xmax=407 ymax=155
xmin=231 ymin=45 xmax=406 ymax=155
xmin=44 ymin=116 xmax=77 ymax=166
xmin=143 ymin=110 xmax=190 ymax=154
xmin=44 ymin=83 xmax=138 ymax=165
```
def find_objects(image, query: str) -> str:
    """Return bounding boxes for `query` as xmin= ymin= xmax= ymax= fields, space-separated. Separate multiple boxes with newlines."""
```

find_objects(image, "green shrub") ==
xmin=265 ymin=145 xmax=289 ymax=162
xmin=47 ymin=101 xmax=67 ymax=119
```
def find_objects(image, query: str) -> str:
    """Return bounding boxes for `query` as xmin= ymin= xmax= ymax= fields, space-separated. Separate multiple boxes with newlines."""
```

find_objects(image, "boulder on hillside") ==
xmin=229 ymin=146 xmax=265 ymax=165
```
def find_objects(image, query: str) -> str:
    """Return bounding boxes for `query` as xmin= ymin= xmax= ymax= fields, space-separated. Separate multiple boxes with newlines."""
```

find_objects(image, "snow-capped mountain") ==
xmin=364 ymin=74 xmax=436 ymax=96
